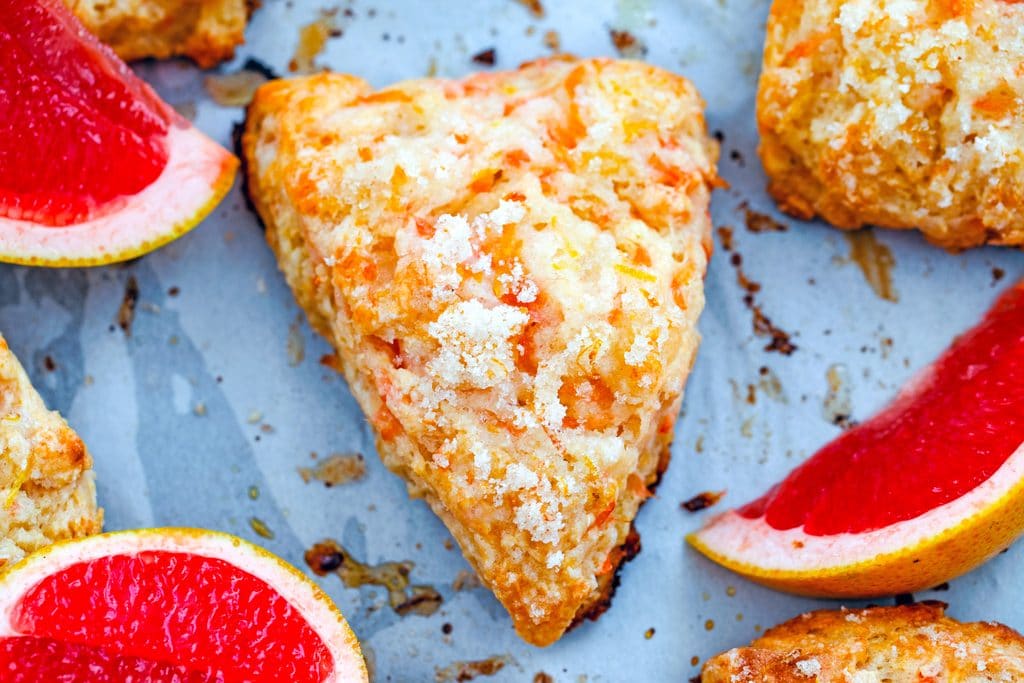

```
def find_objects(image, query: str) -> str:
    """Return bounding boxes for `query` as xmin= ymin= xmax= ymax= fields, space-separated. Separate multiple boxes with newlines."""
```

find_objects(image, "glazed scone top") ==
xmin=247 ymin=57 xmax=718 ymax=643
xmin=0 ymin=335 xmax=101 ymax=566
xmin=759 ymin=0 xmax=1024 ymax=247
xmin=702 ymin=603 xmax=1024 ymax=682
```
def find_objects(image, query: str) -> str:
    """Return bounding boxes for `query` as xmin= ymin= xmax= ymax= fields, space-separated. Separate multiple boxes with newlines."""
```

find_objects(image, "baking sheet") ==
xmin=3 ymin=0 xmax=1024 ymax=680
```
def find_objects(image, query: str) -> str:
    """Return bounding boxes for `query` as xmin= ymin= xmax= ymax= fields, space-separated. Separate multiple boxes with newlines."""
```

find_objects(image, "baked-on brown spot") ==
xmin=845 ymin=230 xmax=898 ymax=302
xmin=471 ymin=48 xmax=497 ymax=66
xmin=515 ymin=0 xmax=545 ymax=17
xmin=543 ymin=29 xmax=561 ymax=51
xmin=116 ymin=276 xmax=139 ymax=337
xmin=297 ymin=453 xmax=366 ymax=486
xmin=435 ymin=656 xmax=509 ymax=682
xmin=741 ymin=203 xmax=788 ymax=233
xmin=682 ymin=490 xmax=725 ymax=512
xmin=718 ymin=228 xmax=796 ymax=355
xmin=305 ymin=539 xmax=443 ymax=618
xmin=205 ymin=68 xmax=269 ymax=108
xmin=289 ymin=8 xmax=341 ymax=74
xmin=609 ymin=29 xmax=647 ymax=58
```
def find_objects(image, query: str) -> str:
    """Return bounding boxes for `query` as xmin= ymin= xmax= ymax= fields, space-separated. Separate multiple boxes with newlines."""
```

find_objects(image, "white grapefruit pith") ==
xmin=689 ymin=281 xmax=1024 ymax=597
xmin=0 ymin=528 xmax=368 ymax=682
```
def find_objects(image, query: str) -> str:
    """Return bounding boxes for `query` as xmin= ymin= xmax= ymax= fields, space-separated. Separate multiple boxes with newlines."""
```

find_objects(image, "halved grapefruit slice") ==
xmin=690 ymin=280 xmax=1024 ymax=597
xmin=0 ymin=0 xmax=237 ymax=267
xmin=0 ymin=528 xmax=368 ymax=682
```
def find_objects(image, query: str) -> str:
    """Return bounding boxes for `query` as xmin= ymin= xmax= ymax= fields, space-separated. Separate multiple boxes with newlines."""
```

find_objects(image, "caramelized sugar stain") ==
xmin=823 ymin=363 xmax=854 ymax=429
xmin=204 ymin=67 xmax=268 ymax=108
xmin=608 ymin=29 xmax=648 ymax=58
xmin=435 ymin=655 xmax=511 ymax=682
xmin=845 ymin=230 xmax=898 ymax=302
xmin=514 ymin=0 xmax=545 ymax=17
xmin=305 ymin=539 xmax=443 ymax=617
xmin=741 ymin=203 xmax=788 ymax=233
xmin=287 ymin=315 xmax=306 ymax=366
xmin=298 ymin=453 xmax=367 ymax=486
xmin=117 ymin=275 xmax=139 ymax=337
xmin=289 ymin=9 xmax=342 ymax=74
xmin=757 ymin=366 xmax=786 ymax=402
xmin=682 ymin=490 xmax=725 ymax=512
xmin=718 ymin=227 xmax=797 ymax=355
xmin=249 ymin=517 xmax=275 ymax=539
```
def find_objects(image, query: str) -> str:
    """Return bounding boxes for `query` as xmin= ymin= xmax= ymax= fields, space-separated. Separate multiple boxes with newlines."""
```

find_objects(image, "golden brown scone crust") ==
xmin=702 ymin=603 xmax=1024 ymax=682
xmin=758 ymin=0 xmax=1024 ymax=249
xmin=66 ymin=0 xmax=250 ymax=68
xmin=243 ymin=57 xmax=717 ymax=645
xmin=0 ymin=335 xmax=101 ymax=569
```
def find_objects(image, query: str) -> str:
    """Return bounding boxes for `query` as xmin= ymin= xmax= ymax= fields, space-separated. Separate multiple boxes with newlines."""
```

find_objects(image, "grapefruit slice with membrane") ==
xmin=689 ymin=280 xmax=1024 ymax=596
xmin=0 ymin=0 xmax=237 ymax=266
xmin=0 ymin=529 xmax=368 ymax=682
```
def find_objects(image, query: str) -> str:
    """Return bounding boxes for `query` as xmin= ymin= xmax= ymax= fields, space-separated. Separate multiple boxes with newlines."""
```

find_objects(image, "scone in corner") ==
xmin=702 ymin=603 xmax=1024 ymax=682
xmin=0 ymin=334 xmax=101 ymax=568
xmin=65 ymin=0 xmax=251 ymax=68
xmin=243 ymin=57 xmax=719 ymax=645
xmin=758 ymin=0 xmax=1024 ymax=249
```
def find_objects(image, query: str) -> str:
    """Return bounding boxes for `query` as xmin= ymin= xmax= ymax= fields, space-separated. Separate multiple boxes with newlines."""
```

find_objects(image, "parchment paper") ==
xmin=2 ymin=1 xmax=1023 ymax=680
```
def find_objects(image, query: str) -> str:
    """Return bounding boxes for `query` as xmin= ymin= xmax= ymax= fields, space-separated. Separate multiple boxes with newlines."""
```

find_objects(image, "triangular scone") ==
xmin=0 ymin=334 xmax=101 ymax=567
xmin=244 ymin=57 xmax=718 ymax=645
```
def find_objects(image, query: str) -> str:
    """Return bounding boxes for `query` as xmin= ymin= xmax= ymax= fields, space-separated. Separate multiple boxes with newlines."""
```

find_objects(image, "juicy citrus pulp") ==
xmin=0 ymin=529 xmax=368 ymax=682
xmin=690 ymin=281 xmax=1024 ymax=597
xmin=0 ymin=0 xmax=171 ymax=226
xmin=0 ymin=0 xmax=237 ymax=266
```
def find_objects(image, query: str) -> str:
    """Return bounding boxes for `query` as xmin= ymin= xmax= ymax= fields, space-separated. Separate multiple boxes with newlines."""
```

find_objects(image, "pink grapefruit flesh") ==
xmin=0 ymin=0 xmax=237 ymax=266
xmin=743 ymin=281 xmax=1024 ymax=535
xmin=690 ymin=281 xmax=1024 ymax=597
xmin=0 ymin=529 xmax=368 ymax=682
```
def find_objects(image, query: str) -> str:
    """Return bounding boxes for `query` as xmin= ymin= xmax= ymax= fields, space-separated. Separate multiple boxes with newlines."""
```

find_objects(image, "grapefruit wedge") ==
xmin=0 ymin=528 xmax=368 ymax=682
xmin=690 ymin=280 xmax=1024 ymax=597
xmin=0 ymin=0 xmax=237 ymax=267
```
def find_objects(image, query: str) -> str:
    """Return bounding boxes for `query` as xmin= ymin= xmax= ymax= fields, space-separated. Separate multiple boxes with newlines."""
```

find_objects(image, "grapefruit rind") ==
xmin=0 ymin=125 xmax=238 ymax=267
xmin=0 ymin=528 xmax=368 ymax=683
xmin=688 ymin=443 xmax=1024 ymax=597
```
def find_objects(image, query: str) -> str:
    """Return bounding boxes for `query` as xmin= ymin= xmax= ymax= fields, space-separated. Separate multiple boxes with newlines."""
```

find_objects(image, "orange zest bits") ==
xmin=974 ymin=83 xmax=1019 ymax=119
xmin=614 ymin=263 xmax=658 ymax=283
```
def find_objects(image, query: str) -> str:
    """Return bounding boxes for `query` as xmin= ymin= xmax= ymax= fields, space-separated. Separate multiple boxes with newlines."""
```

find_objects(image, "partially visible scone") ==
xmin=244 ymin=57 xmax=718 ymax=645
xmin=702 ymin=603 xmax=1024 ymax=682
xmin=758 ymin=0 xmax=1024 ymax=249
xmin=0 ymin=335 xmax=101 ymax=568
xmin=66 ymin=0 xmax=250 ymax=68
